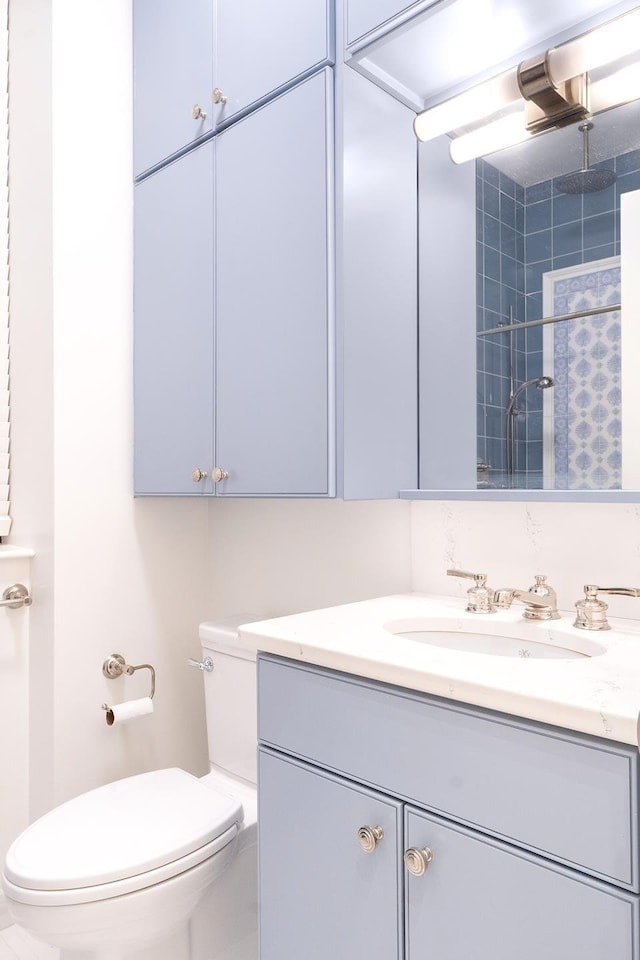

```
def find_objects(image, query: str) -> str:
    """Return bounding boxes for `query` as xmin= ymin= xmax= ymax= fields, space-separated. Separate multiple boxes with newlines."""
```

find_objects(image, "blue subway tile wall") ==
xmin=476 ymin=146 xmax=639 ymax=489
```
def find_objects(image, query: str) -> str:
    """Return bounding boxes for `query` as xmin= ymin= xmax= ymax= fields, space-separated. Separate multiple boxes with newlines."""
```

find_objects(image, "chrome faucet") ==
xmin=574 ymin=585 xmax=640 ymax=631
xmin=493 ymin=575 xmax=560 ymax=621
xmin=449 ymin=570 xmax=561 ymax=621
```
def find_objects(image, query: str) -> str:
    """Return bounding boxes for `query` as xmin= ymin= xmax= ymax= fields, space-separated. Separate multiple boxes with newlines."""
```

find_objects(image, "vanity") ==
xmin=242 ymin=593 xmax=640 ymax=959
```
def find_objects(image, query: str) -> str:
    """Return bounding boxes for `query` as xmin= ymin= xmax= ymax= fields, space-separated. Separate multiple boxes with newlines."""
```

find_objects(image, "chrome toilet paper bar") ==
xmin=101 ymin=654 xmax=156 ymax=723
xmin=102 ymin=654 xmax=156 ymax=697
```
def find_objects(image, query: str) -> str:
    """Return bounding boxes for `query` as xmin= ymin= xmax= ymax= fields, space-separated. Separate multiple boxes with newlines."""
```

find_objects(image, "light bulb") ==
xmin=590 ymin=61 xmax=640 ymax=114
xmin=414 ymin=68 xmax=521 ymax=143
xmin=549 ymin=7 xmax=640 ymax=87
xmin=449 ymin=110 xmax=531 ymax=164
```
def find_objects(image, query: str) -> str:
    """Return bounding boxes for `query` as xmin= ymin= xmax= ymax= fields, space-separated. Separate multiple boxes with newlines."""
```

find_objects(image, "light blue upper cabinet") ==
xmin=132 ymin=1 xmax=419 ymax=499
xmin=215 ymin=0 xmax=334 ymax=125
xmin=134 ymin=73 xmax=332 ymax=497
xmin=346 ymin=0 xmax=423 ymax=45
xmin=214 ymin=72 xmax=332 ymax=496
xmin=133 ymin=0 xmax=333 ymax=178
xmin=133 ymin=0 xmax=214 ymax=178
xmin=134 ymin=141 xmax=215 ymax=495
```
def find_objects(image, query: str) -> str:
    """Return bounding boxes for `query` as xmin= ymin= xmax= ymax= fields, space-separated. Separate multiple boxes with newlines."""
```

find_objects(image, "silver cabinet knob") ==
xmin=357 ymin=825 xmax=384 ymax=853
xmin=404 ymin=847 xmax=433 ymax=876
xmin=212 ymin=467 xmax=229 ymax=483
xmin=192 ymin=468 xmax=208 ymax=482
xmin=192 ymin=104 xmax=207 ymax=120
xmin=211 ymin=87 xmax=228 ymax=105
xmin=187 ymin=657 xmax=214 ymax=672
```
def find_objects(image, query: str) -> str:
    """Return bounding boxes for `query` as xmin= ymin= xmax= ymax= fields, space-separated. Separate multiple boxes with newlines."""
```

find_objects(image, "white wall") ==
xmin=206 ymin=498 xmax=412 ymax=619
xmin=0 ymin=556 xmax=31 ymax=927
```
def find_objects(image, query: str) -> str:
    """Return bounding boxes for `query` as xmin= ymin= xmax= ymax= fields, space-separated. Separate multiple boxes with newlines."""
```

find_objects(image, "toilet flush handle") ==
xmin=187 ymin=657 xmax=214 ymax=672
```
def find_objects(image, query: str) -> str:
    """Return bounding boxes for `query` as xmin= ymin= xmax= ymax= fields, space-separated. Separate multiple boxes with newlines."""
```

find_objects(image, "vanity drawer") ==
xmin=258 ymin=655 xmax=639 ymax=891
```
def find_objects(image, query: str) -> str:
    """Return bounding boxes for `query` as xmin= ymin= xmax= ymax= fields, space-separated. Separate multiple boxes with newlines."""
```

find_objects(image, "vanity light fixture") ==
xmin=413 ymin=5 xmax=640 ymax=162
xmin=448 ymin=64 xmax=640 ymax=164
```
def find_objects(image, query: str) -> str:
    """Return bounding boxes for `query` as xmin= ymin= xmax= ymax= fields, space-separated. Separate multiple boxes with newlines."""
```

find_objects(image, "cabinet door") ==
xmin=133 ymin=0 xmax=214 ymax=177
xmin=259 ymin=749 xmax=403 ymax=960
xmin=214 ymin=72 xmax=332 ymax=495
xmin=134 ymin=143 xmax=215 ymax=495
xmin=215 ymin=0 xmax=332 ymax=125
xmin=405 ymin=808 xmax=637 ymax=960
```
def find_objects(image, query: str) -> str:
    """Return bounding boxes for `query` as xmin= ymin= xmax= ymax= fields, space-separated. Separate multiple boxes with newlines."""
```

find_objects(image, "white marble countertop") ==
xmin=239 ymin=593 xmax=640 ymax=748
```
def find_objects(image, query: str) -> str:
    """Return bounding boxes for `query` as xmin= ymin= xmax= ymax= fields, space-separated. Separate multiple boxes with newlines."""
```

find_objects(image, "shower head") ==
xmin=555 ymin=122 xmax=616 ymax=195
xmin=506 ymin=376 xmax=554 ymax=420
xmin=505 ymin=376 xmax=555 ymax=486
xmin=555 ymin=167 xmax=617 ymax=194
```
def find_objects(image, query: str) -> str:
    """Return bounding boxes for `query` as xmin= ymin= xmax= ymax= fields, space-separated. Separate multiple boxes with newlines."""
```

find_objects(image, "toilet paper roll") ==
xmin=104 ymin=697 xmax=154 ymax=726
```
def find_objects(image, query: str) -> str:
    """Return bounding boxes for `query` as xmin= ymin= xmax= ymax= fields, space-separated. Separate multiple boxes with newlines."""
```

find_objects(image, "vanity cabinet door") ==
xmin=405 ymin=808 xmax=638 ymax=960
xmin=214 ymin=71 xmax=332 ymax=495
xmin=215 ymin=0 xmax=333 ymax=126
xmin=134 ymin=141 xmax=215 ymax=496
xmin=133 ymin=0 xmax=214 ymax=178
xmin=259 ymin=749 xmax=403 ymax=960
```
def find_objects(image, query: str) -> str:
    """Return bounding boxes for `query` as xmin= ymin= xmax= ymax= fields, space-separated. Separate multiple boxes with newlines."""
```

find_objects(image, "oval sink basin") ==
xmin=384 ymin=621 xmax=606 ymax=660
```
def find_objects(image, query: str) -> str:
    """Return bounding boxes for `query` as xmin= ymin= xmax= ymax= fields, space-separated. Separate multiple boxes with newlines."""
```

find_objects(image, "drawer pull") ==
xmin=404 ymin=846 xmax=433 ymax=876
xmin=357 ymin=825 xmax=384 ymax=853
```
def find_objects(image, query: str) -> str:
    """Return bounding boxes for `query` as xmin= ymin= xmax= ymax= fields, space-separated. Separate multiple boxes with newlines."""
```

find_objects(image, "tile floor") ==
xmin=0 ymin=926 xmax=58 ymax=960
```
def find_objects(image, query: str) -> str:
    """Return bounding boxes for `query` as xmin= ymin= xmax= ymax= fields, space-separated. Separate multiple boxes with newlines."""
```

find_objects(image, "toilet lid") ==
xmin=4 ymin=768 xmax=242 ymax=891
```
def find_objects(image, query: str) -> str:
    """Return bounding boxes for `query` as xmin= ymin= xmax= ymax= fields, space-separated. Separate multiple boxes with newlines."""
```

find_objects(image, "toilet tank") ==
xmin=199 ymin=616 xmax=264 ymax=785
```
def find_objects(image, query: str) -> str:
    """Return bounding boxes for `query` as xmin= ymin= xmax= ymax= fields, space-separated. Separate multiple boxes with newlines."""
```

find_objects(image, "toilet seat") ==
xmin=3 ymin=768 xmax=242 ymax=906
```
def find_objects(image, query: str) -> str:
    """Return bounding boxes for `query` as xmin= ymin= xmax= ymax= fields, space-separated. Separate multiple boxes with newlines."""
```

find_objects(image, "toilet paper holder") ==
xmin=101 ymin=654 xmax=156 ymax=710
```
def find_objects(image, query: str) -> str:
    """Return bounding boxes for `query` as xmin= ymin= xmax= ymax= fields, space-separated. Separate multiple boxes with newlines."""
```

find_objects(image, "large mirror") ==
xmin=407 ymin=2 xmax=640 ymax=499
xmin=348 ymin=0 xmax=640 ymax=498
xmin=475 ymin=102 xmax=640 ymax=492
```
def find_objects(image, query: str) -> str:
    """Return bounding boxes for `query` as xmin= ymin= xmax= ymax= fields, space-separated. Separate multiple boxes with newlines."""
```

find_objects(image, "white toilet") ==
xmin=2 ymin=617 xmax=260 ymax=960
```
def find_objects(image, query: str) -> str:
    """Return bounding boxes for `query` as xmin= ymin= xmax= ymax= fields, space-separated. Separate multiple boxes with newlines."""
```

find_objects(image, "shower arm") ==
xmin=582 ymin=123 xmax=590 ymax=171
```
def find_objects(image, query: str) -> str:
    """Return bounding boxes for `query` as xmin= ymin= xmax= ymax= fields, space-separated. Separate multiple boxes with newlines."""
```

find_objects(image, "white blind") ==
xmin=0 ymin=0 xmax=9 ymax=536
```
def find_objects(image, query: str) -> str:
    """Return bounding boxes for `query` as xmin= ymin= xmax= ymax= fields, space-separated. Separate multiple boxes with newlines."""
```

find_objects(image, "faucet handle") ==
xmin=447 ymin=569 xmax=488 ymax=586
xmin=446 ymin=569 xmax=495 ymax=614
xmin=531 ymin=574 xmax=551 ymax=592
xmin=574 ymin=584 xmax=640 ymax=631
xmin=528 ymin=574 xmax=558 ymax=602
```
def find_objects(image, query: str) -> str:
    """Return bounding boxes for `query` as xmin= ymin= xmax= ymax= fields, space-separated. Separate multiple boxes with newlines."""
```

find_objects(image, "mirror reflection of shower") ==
xmin=506 ymin=376 xmax=554 ymax=488
xmin=476 ymin=99 xmax=637 ymax=491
